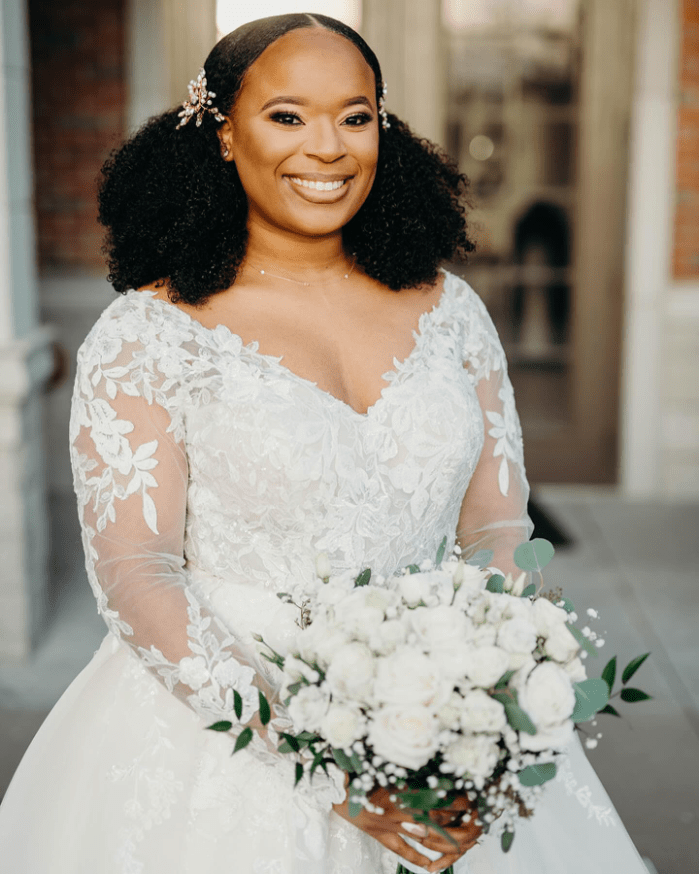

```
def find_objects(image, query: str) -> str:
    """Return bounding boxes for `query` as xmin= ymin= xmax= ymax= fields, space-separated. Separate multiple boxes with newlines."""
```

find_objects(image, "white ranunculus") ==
xmin=295 ymin=620 xmax=349 ymax=668
xmin=532 ymin=597 xmax=569 ymax=635
xmin=411 ymin=605 xmax=471 ymax=649
xmin=367 ymin=705 xmax=439 ymax=770
xmin=178 ymin=656 xmax=210 ymax=691
xmin=369 ymin=618 xmax=408 ymax=655
xmin=543 ymin=623 xmax=580 ymax=663
xmin=497 ymin=617 xmax=538 ymax=655
xmin=287 ymin=685 xmax=330 ymax=733
xmin=563 ymin=657 xmax=587 ymax=683
xmin=460 ymin=689 xmax=507 ymax=734
xmin=320 ymin=703 xmax=366 ymax=749
xmin=519 ymin=719 xmax=574 ymax=752
xmin=436 ymin=691 xmax=465 ymax=729
xmin=374 ymin=647 xmax=450 ymax=709
xmin=443 ymin=733 xmax=500 ymax=779
xmin=326 ymin=642 xmax=375 ymax=702
xmin=519 ymin=662 xmax=576 ymax=728
xmin=464 ymin=645 xmax=511 ymax=688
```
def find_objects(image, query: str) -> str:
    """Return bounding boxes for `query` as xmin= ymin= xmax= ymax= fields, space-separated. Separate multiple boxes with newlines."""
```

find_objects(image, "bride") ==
xmin=0 ymin=12 xmax=649 ymax=874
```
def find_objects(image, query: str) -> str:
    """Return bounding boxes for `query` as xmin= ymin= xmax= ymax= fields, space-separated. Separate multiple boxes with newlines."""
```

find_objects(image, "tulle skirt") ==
xmin=0 ymin=632 xmax=649 ymax=874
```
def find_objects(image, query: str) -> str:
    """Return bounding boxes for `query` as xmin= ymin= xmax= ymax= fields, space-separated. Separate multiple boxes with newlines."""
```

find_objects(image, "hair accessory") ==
xmin=379 ymin=82 xmax=390 ymax=131
xmin=176 ymin=69 xmax=226 ymax=129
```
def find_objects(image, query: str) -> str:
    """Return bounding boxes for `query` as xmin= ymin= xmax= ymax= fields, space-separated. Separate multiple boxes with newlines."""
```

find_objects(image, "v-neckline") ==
xmin=136 ymin=270 xmax=454 ymax=419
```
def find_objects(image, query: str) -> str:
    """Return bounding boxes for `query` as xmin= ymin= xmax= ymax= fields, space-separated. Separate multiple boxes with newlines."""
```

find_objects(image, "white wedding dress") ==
xmin=0 ymin=271 xmax=648 ymax=873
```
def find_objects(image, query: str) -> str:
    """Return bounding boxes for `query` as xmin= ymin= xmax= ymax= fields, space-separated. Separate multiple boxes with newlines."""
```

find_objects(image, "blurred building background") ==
xmin=0 ymin=1 xmax=697 ymax=869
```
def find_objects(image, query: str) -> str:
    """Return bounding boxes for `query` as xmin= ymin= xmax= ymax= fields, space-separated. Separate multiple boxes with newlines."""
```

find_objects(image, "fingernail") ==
xmin=401 ymin=821 xmax=428 ymax=837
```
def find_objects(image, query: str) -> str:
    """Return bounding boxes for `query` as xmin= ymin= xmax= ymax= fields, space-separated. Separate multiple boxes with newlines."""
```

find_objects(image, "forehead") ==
xmin=238 ymin=28 xmax=376 ymax=106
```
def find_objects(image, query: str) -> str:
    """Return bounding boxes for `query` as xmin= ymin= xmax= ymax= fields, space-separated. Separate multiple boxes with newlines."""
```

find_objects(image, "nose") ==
xmin=303 ymin=118 xmax=347 ymax=163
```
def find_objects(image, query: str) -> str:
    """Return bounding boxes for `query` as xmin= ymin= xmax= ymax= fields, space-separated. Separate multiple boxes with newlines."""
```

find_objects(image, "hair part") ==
xmin=98 ymin=13 xmax=474 ymax=303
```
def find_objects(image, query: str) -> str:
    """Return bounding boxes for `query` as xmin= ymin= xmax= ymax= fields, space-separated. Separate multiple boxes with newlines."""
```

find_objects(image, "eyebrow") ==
xmin=260 ymin=95 xmax=373 ymax=112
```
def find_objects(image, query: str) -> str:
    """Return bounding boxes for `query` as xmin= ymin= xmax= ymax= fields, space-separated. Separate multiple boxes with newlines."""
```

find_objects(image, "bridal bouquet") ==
xmin=208 ymin=538 xmax=650 ymax=872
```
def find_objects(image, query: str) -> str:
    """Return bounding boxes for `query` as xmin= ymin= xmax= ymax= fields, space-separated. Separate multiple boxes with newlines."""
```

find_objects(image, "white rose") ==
xmin=320 ymin=703 xmax=366 ymax=749
xmin=326 ymin=642 xmax=375 ymax=702
xmin=532 ymin=598 xmax=569 ymax=635
xmin=398 ymin=573 xmax=432 ymax=607
xmin=374 ymin=647 xmax=450 ymax=709
xmin=411 ymin=605 xmax=471 ymax=649
xmin=178 ymin=656 xmax=210 ymax=691
xmin=369 ymin=618 xmax=408 ymax=655
xmin=497 ymin=618 xmax=538 ymax=655
xmin=368 ymin=705 xmax=439 ymax=770
xmin=296 ymin=620 xmax=349 ymax=668
xmin=287 ymin=685 xmax=330 ymax=733
xmin=471 ymin=624 xmax=497 ymax=647
xmin=464 ymin=645 xmax=511 ymax=688
xmin=508 ymin=651 xmax=532 ymax=671
xmin=336 ymin=587 xmax=399 ymax=641
xmin=430 ymin=641 xmax=473 ymax=680
xmin=519 ymin=719 xmax=574 ymax=752
xmin=543 ymin=623 xmax=580 ymax=663
xmin=501 ymin=596 xmax=533 ymax=622
xmin=443 ymin=733 xmax=500 ymax=779
xmin=519 ymin=662 xmax=576 ymax=728
xmin=563 ymin=657 xmax=587 ymax=683
xmin=460 ymin=689 xmax=507 ymax=734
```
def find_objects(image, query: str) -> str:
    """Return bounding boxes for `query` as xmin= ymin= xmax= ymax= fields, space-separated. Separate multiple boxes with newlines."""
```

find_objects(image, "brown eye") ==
xmin=270 ymin=112 xmax=303 ymax=126
xmin=343 ymin=113 xmax=373 ymax=127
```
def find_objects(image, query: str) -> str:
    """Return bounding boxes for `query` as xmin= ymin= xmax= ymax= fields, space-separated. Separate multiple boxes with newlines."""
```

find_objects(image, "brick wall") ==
xmin=674 ymin=0 xmax=699 ymax=278
xmin=29 ymin=0 xmax=125 ymax=272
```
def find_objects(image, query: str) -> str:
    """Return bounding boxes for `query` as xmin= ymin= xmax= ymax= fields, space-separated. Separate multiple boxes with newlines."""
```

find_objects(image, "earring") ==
xmin=222 ymin=146 xmax=229 ymax=159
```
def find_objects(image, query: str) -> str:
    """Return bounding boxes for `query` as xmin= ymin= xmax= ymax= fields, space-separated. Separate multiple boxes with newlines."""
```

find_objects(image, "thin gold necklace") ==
xmin=248 ymin=258 xmax=356 ymax=287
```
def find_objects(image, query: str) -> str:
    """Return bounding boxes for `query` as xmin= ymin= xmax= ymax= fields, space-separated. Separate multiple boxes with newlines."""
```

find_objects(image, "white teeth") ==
xmin=289 ymin=177 xmax=347 ymax=191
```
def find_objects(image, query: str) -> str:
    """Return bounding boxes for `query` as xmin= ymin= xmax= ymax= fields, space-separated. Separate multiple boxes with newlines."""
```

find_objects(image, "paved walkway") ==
xmin=0 ymin=486 xmax=697 ymax=873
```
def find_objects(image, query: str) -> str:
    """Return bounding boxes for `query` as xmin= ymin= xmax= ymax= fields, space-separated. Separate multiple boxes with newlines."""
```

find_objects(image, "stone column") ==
xmin=126 ymin=0 xmax=217 ymax=132
xmin=361 ymin=0 xmax=446 ymax=145
xmin=0 ymin=0 xmax=54 ymax=660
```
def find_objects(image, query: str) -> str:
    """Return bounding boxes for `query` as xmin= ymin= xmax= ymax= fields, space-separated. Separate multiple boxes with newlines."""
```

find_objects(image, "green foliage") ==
xmin=566 ymin=622 xmax=598 ymax=658
xmin=620 ymin=687 xmax=652 ymax=703
xmin=331 ymin=747 xmax=362 ymax=774
xmin=504 ymin=702 xmax=537 ymax=735
xmin=622 ymin=653 xmax=650 ymax=684
xmin=572 ymin=678 xmax=609 ymax=722
xmin=206 ymin=720 xmax=232 ymax=732
xmin=466 ymin=549 xmax=493 ymax=568
xmin=354 ymin=568 xmax=371 ymax=587
xmin=521 ymin=583 xmax=536 ymax=598
xmin=556 ymin=596 xmax=576 ymax=613
xmin=436 ymin=536 xmax=447 ymax=566
xmin=258 ymin=690 xmax=271 ymax=726
xmin=495 ymin=669 xmax=516 ymax=688
xmin=514 ymin=538 xmax=555 ymax=573
xmin=599 ymin=703 xmax=621 ymax=717
xmin=486 ymin=574 xmax=505 ymax=593
xmin=601 ymin=656 xmax=617 ymax=694
xmin=407 ymin=564 xmax=420 ymax=574
xmin=501 ymin=829 xmax=515 ymax=852
xmin=518 ymin=762 xmax=557 ymax=786
xmin=279 ymin=733 xmax=301 ymax=753
xmin=233 ymin=690 xmax=243 ymax=721
xmin=233 ymin=727 xmax=253 ymax=753
xmin=294 ymin=762 xmax=304 ymax=786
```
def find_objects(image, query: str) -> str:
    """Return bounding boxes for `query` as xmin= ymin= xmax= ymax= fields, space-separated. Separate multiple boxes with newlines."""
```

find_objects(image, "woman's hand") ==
xmin=331 ymin=784 xmax=482 ymax=873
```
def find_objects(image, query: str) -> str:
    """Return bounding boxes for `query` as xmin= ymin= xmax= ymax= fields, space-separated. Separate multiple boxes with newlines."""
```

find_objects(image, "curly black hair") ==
xmin=98 ymin=13 xmax=474 ymax=304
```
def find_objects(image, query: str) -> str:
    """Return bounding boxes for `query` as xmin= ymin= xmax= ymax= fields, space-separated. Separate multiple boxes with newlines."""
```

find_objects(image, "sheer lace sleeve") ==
xmin=455 ymin=284 xmax=535 ymax=580
xmin=69 ymin=305 xmax=289 ymax=763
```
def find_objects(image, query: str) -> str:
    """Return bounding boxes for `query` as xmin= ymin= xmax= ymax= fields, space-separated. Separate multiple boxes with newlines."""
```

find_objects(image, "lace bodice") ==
xmin=69 ymin=269 xmax=533 ymax=804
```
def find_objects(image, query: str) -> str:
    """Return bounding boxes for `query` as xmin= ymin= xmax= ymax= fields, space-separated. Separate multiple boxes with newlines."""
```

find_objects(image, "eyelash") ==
xmin=269 ymin=111 xmax=374 ymax=127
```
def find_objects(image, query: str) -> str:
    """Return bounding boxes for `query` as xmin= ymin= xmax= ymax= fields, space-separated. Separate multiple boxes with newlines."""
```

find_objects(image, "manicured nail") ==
xmin=401 ymin=821 xmax=428 ymax=837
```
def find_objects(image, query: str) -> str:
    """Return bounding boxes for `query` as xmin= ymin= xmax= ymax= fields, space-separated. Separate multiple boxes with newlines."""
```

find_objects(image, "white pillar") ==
xmin=620 ymin=0 xmax=677 ymax=497
xmin=126 ymin=0 xmax=217 ymax=132
xmin=361 ymin=0 xmax=446 ymax=145
xmin=0 ymin=0 xmax=54 ymax=660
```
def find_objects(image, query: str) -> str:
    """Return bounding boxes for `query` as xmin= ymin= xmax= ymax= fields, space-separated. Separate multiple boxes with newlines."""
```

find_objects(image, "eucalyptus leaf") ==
xmin=332 ymin=747 xmax=357 ymax=773
xmin=521 ymin=583 xmax=536 ymax=598
xmin=486 ymin=574 xmax=505 ymax=594
xmin=206 ymin=720 xmax=232 ymax=732
xmin=233 ymin=726 xmax=253 ymax=753
xmin=501 ymin=830 xmax=515 ymax=853
xmin=514 ymin=538 xmax=555 ymax=572
xmin=621 ymin=652 xmax=651 ymax=684
xmin=355 ymin=568 xmax=371 ymax=587
xmin=407 ymin=564 xmax=421 ymax=574
xmin=556 ymin=596 xmax=576 ymax=614
xmin=572 ymin=678 xmax=609 ymax=722
xmin=518 ymin=762 xmax=557 ymax=786
xmin=601 ymin=656 xmax=617 ymax=694
xmin=348 ymin=787 xmax=366 ymax=818
xmin=491 ymin=690 xmax=514 ymax=706
xmin=436 ymin=536 xmax=447 ymax=566
xmin=233 ymin=690 xmax=243 ymax=721
xmin=620 ymin=687 xmax=652 ymax=703
xmin=495 ymin=669 xmax=516 ymax=688
xmin=566 ymin=622 xmax=598 ymax=658
xmin=504 ymin=702 xmax=537 ymax=735
xmin=258 ymin=690 xmax=271 ymax=726
xmin=599 ymin=703 xmax=621 ymax=717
